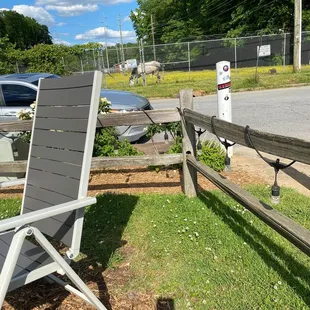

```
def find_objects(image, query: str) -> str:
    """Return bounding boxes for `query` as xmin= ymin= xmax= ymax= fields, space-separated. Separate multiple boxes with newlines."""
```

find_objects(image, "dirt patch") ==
xmin=173 ymin=89 xmax=207 ymax=98
xmin=2 ymin=145 xmax=309 ymax=200
xmin=232 ymin=147 xmax=310 ymax=197
xmin=0 ymin=164 xmax=266 ymax=200
xmin=193 ymin=90 xmax=207 ymax=97
xmin=1 ymin=148 xmax=309 ymax=200
xmin=3 ymin=245 xmax=156 ymax=310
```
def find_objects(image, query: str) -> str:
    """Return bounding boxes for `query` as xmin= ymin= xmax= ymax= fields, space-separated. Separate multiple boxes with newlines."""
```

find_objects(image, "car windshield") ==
xmin=1 ymin=84 xmax=37 ymax=107
xmin=31 ymin=75 xmax=60 ymax=86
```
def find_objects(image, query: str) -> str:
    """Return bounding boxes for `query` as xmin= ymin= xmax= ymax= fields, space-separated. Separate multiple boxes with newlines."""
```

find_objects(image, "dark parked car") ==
xmin=0 ymin=73 xmax=152 ymax=142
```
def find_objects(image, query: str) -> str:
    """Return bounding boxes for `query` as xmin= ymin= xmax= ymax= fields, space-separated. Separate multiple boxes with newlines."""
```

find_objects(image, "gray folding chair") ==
xmin=0 ymin=71 xmax=107 ymax=309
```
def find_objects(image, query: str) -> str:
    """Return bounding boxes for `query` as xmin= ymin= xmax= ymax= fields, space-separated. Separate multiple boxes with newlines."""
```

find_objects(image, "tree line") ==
xmin=130 ymin=0 xmax=310 ymax=44
xmin=0 ymin=10 xmax=52 ymax=50
xmin=1 ymin=4 xmax=310 ymax=76
xmin=0 ymin=36 xmax=143 ymax=76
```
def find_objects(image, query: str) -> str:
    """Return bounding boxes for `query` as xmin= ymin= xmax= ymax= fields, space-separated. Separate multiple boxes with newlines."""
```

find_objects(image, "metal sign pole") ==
xmin=216 ymin=61 xmax=233 ymax=168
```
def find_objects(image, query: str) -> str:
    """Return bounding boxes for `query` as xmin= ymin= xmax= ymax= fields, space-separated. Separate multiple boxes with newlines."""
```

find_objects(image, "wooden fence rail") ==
xmin=183 ymin=108 xmax=310 ymax=165
xmin=0 ymin=109 xmax=181 ymax=132
xmin=1 ymin=106 xmax=309 ymax=166
xmin=0 ymin=154 xmax=182 ymax=174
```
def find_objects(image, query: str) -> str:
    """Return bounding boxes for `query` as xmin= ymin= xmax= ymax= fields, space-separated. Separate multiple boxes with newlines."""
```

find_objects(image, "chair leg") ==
xmin=32 ymin=227 xmax=107 ymax=310
xmin=0 ymin=229 xmax=28 ymax=308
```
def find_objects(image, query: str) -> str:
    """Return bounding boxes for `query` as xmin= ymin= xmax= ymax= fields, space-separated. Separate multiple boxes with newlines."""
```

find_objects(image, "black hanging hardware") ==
xmin=194 ymin=128 xmax=206 ymax=150
xmin=164 ymin=124 xmax=169 ymax=141
xmin=245 ymin=125 xmax=295 ymax=204
xmin=211 ymin=116 xmax=235 ymax=171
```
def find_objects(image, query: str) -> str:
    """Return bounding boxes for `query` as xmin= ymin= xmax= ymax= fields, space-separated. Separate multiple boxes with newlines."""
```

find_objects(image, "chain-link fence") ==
xmin=9 ymin=31 xmax=310 ymax=87
xmin=64 ymin=31 xmax=309 ymax=75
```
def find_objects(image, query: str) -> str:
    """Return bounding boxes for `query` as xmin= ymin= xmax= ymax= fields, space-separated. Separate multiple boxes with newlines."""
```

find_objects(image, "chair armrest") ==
xmin=0 ymin=178 xmax=25 ymax=188
xmin=0 ymin=197 xmax=96 ymax=233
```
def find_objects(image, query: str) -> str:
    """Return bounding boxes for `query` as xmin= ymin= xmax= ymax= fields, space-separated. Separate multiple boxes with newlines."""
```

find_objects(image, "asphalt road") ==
xmin=150 ymin=86 xmax=310 ymax=141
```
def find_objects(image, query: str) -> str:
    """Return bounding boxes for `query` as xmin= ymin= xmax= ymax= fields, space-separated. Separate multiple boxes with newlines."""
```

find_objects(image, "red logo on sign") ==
xmin=218 ymin=82 xmax=231 ymax=90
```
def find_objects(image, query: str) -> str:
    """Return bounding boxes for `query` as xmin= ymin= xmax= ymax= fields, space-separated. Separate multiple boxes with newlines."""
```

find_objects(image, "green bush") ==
xmin=269 ymin=53 xmax=283 ymax=66
xmin=94 ymin=97 xmax=143 ymax=157
xmin=198 ymin=140 xmax=225 ymax=172
xmin=93 ymin=127 xmax=143 ymax=157
xmin=146 ymin=122 xmax=182 ymax=139
xmin=93 ymin=127 xmax=117 ymax=157
xmin=117 ymin=139 xmax=144 ymax=156
xmin=167 ymin=138 xmax=225 ymax=172
xmin=167 ymin=136 xmax=182 ymax=154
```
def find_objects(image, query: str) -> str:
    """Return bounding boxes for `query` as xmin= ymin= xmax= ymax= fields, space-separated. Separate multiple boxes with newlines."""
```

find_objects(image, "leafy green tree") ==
xmin=0 ymin=37 xmax=20 ymax=74
xmin=131 ymin=0 xmax=310 ymax=43
xmin=0 ymin=10 xmax=52 ymax=50
xmin=0 ymin=16 xmax=5 ymax=38
xmin=24 ymin=44 xmax=71 ymax=75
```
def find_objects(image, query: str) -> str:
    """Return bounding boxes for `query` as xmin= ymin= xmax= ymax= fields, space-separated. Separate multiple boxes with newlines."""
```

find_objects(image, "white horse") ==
xmin=129 ymin=61 xmax=161 ymax=86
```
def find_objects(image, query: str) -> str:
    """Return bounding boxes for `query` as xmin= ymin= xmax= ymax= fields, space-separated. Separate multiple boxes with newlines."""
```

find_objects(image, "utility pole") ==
xmin=293 ymin=0 xmax=302 ymax=72
xmin=116 ymin=44 xmax=120 ymax=64
xmin=151 ymin=14 xmax=156 ymax=61
xmin=118 ymin=14 xmax=125 ymax=72
xmin=103 ymin=17 xmax=110 ymax=73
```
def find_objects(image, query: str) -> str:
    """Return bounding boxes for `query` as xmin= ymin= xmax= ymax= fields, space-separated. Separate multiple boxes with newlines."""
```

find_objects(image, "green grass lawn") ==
xmin=1 ymin=186 xmax=310 ymax=309
xmin=105 ymin=65 xmax=310 ymax=98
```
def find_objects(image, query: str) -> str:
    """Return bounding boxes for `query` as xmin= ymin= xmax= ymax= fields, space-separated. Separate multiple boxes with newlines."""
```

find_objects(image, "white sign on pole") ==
xmin=257 ymin=45 xmax=271 ymax=57
xmin=216 ymin=61 xmax=233 ymax=159
xmin=216 ymin=61 xmax=232 ymax=123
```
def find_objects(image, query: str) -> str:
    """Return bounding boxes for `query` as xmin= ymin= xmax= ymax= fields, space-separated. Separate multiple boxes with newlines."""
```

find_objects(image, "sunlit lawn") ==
xmin=1 ymin=185 xmax=310 ymax=309
xmin=104 ymin=65 xmax=310 ymax=98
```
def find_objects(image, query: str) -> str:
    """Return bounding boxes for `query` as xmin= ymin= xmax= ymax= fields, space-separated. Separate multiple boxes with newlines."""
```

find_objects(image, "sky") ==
xmin=0 ymin=0 xmax=138 ymax=46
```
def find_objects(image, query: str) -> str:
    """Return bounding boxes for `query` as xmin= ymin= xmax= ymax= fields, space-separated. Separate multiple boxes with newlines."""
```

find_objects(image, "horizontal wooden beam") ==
xmin=0 ymin=109 xmax=180 ymax=132
xmin=91 ymin=154 xmax=182 ymax=168
xmin=187 ymin=155 xmax=310 ymax=257
xmin=0 ymin=154 xmax=183 ymax=173
xmin=183 ymin=109 xmax=310 ymax=165
xmin=97 ymin=108 xmax=180 ymax=127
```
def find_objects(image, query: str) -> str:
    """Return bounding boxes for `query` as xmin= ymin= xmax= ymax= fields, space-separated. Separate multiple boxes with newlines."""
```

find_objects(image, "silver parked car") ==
xmin=0 ymin=73 xmax=152 ymax=142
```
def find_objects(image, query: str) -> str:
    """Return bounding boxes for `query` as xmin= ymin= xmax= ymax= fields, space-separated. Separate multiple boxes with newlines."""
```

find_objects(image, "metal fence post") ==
xmin=283 ymin=33 xmax=287 ymax=67
xmin=97 ymin=50 xmax=101 ymax=71
xmin=80 ymin=58 xmax=84 ymax=74
xmin=188 ymin=41 xmax=191 ymax=80
xmin=105 ymin=47 xmax=110 ymax=73
xmin=140 ymin=39 xmax=147 ymax=86
xmin=16 ymin=62 xmax=20 ymax=73
xmin=92 ymin=49 xmax=97 ymax=70
xmin=234 ymin=38 xmax=237 ymax=72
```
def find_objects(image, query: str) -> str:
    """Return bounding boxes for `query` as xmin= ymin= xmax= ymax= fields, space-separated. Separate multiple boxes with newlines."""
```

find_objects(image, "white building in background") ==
xmin=115 ymin=59 xmax=138 ymax=72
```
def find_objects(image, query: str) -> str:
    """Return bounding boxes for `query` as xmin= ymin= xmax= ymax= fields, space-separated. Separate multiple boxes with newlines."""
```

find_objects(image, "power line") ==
xmin=148 ymin=0 xmax=277 ymax=42
xmin=144 ymin=0 xmax=235 ymax=31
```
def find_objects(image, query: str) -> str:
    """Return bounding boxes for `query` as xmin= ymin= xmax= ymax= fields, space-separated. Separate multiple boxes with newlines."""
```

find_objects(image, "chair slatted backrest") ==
xmin=21 ymin=72 xmax=101 ymax=247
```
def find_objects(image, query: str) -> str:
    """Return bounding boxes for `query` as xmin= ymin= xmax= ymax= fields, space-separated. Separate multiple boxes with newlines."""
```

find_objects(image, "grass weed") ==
xmin=105 ymin=65 xmax=310 ymax=98
xmin=1 ymin=186 xmax=309 ymax=309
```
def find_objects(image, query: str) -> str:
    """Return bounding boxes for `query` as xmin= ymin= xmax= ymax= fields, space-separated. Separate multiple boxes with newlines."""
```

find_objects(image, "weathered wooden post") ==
xmin=179 ymin=89 xmax=197 ymax=197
